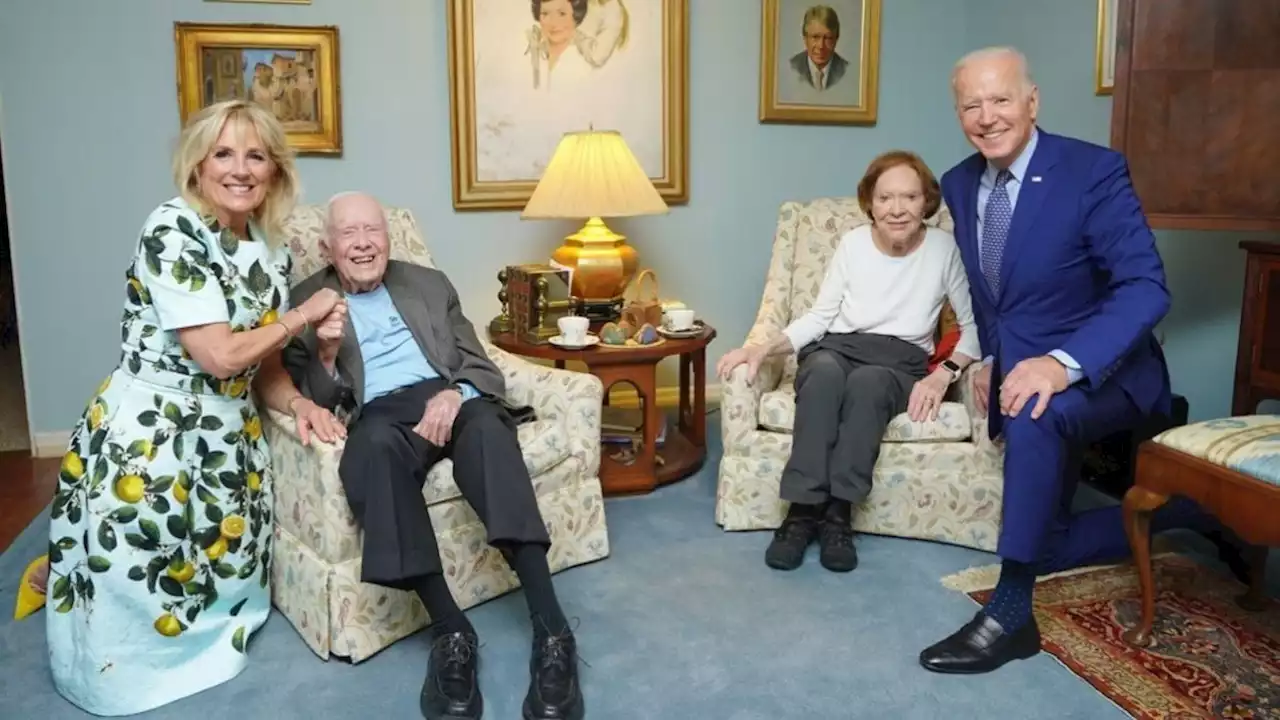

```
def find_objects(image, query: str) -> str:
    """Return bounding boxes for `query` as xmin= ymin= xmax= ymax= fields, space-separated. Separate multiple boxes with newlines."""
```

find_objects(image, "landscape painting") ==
xmin=174 ymin=23 xmax=342 ymax=154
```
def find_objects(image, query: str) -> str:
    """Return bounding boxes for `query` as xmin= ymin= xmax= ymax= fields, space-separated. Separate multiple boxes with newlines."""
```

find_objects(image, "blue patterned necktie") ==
xmin=981 ymin=169 xmax=1013 ymax=295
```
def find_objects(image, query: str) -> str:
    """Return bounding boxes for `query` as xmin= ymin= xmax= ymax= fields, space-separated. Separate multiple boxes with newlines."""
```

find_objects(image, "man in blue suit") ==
xmin=917 ymin=46 xmax=1219 ymax=675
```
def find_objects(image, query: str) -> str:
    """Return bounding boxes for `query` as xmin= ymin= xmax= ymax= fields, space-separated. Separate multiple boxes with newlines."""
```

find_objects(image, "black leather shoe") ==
xmin=420 ymin=629 xmax=482 ymax=720
xmin=765 ymin=509 xmax=821 ymax=570
xmin=919 ymin=612 xmax=1042 ymax=674
xmin=523 ymin=629 xmax=584 ymax=720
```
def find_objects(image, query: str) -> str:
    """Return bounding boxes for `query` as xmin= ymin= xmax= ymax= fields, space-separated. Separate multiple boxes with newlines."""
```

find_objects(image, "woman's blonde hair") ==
xmin=171 ymin=99 xmax=300 ymax=245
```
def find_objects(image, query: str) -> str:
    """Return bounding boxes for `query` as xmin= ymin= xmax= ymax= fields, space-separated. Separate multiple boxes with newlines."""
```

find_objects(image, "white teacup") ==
xmin=558 ymin=315 xmax=589 ymax=344
xmin=664 ymin=308 xmax=696 ymax=331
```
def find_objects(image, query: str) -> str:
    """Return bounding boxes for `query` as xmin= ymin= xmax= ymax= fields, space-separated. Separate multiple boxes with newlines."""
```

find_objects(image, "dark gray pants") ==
xmin=338 ymin=377 xmax=551 ymax=590
xmin=780 ymin=332 xmax=929 ymax=506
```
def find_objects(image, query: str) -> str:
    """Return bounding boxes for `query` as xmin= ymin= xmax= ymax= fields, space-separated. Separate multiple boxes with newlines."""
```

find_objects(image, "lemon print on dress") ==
xmin=244 ymin=415 xmax=262 ymax=442
xmin=206 ymin=537 xmax=229 ymax=561
xmin=173 ymin=473 xmax=191 ymax=504
xmin=246 ymin=472 xmax=261 ymax=493
xmin=114 ymin=475 xmax=145 ymax=504
xmin=88 ymin=399 xmax=109 ymax=430
xmin=221 ymin=377 xmax=249 ymax=398
xmin=60 ymin=451 xmax=85 ymax=481
xmin=259 ymin=309 xmax=279 ymax=327
xmin=167 ymin=559 xmax=195 ymax=584
xmin=153 ymin=613 xmax=183 ymax=637
xmin=220 ymin=515 xmax=245 ymax=540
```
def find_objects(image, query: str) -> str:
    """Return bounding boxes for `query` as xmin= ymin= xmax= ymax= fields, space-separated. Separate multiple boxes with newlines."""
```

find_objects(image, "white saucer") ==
xmin=549 ymin=334 xmax=600 ymax=349
xmin=657 ymin=324 xmax=702 ymax=339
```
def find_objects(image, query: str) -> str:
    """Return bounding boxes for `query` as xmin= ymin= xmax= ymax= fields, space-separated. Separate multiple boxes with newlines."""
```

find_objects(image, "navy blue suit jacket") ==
xmin=940 ymin=129 xmax=1172 ymax=440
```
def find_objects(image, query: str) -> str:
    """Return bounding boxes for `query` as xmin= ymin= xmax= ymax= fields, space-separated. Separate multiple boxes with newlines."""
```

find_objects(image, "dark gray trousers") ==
xmin=780 ymin=332 xmax=929 ymax=506
xmin=338 ymin=377 xmax=551 ymax=590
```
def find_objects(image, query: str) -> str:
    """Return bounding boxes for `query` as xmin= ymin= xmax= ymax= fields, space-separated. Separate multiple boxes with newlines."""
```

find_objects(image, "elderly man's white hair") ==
xmin=951 ymin=46 xmax=1035 ymax=96
xmin=323 ymin=190 xmax=387 ymax=234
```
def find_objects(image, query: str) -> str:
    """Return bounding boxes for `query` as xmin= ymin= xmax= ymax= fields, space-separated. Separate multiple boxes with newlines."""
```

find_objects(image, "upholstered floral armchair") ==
xmin=264 ymin=205 xmax=610 ymax=663
xmin=715 ymin=197 xmax=1005 ymax=552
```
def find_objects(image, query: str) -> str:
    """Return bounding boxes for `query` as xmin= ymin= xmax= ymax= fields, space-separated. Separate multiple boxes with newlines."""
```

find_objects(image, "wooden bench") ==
xmin=1122 ymin=415 xmax=1279 ymax=646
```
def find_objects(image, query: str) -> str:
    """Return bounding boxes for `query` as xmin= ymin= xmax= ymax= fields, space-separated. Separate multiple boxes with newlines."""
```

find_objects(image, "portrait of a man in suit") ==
xmin=789 ymin=5 xmax=847 ymax=91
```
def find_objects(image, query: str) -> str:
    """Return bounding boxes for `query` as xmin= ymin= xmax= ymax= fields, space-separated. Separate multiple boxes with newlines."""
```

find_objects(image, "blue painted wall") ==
xmin=0 ymin=0 xmax=1271 ymax=437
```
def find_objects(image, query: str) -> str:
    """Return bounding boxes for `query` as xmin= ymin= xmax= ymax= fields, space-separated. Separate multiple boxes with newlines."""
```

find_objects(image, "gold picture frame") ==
xmin=1095 ymin=0 xmax=1117 ymax=95
xmin=174 ymin=23 xmax=342 ymax=154
xmin=446 ymin=0 xmax=689 ymax=211
xmin=759 ymin=0 xmax=881 ymax=125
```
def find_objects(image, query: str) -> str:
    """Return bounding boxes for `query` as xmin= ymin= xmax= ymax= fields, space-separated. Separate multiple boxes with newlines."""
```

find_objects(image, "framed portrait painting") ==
xmin=759 ymin=0 xmax=881 ymax=125
xmin=446 ymin=0 xmax=689 ymax=210
xmin=1095 ymin=0 xmax=1117 ymax=95
xmin=173 ymin=23 xmax=342 ymax=154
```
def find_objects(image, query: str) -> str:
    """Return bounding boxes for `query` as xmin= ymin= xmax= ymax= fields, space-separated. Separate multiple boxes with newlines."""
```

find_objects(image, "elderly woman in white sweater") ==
xmin=717 ymin=150 xmax=981 ymax=574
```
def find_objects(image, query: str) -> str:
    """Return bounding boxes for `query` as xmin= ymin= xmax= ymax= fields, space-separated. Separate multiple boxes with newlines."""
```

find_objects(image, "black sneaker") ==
xmin=523 ymin=628 xmax=584 ymax=720
xmin=765 ymin=505 xmax=822 ymax=570
xmin=420 ymin=629 xmax=482 ymax=720
xmin=817 ymin=500 xmax=857 ymax=572
xmin=818 ymin=517 xmax=858 ymax=572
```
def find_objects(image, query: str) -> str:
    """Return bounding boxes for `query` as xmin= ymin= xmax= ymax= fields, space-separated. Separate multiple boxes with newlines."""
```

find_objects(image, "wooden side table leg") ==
xmin=678 ymin=352 xmax=691 ymax=434
xmin=690 ymin=348 xmax=707 ymax=447
xmin=1238 ymin=546 xmax=1269 ymax=611
xmin=1122 ymin=485 xmax=1169 ymax=647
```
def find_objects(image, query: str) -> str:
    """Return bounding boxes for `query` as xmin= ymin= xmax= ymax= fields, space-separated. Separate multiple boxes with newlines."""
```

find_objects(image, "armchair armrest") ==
xmin=482 ymin=338 xmax=605 ymax=477
xmin=262 ymin=407 xmax=358 ymax=564
xmin=722 ymin=309 xmax=787 ymax=454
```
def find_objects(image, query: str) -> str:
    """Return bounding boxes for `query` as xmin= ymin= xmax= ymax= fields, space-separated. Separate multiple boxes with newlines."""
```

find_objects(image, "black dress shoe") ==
xmin=421 ymin=629 xmax=482 ymax=720
xmin=765 ymin=507 xmax=821 ymax=570
xmin=919 ymin=612 xmax=1042 ymax=674
xmin=523 ymin=629 xmax=584 ymax=720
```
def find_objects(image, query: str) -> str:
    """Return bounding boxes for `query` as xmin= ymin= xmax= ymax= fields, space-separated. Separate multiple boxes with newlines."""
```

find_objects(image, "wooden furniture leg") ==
xmin=1121 ymin=485 xmax=1169 ymax=647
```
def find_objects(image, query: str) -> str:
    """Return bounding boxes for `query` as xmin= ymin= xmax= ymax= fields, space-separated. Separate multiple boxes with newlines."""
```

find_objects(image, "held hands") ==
xmin=716 ymin=345 xmax=766 ymax=384
xmin=414 ymin=389 xmax=463 ymax=446
xmin=998 ymin=355 xmax=1069 ymax=419
xmin=291 ymin=396 xmax=346 ymax=446
xmin=316 ymin=301 xmax=347 ymax=364
xmin=297 ymin=287 xmax=343 ymax=326
xmin=907 ymin=368 xmax=951 ymax=422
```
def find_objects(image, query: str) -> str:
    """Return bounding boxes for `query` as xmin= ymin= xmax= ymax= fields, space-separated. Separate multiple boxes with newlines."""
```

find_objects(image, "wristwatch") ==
xmin=940 ymin=359 xmax=962 ymax=383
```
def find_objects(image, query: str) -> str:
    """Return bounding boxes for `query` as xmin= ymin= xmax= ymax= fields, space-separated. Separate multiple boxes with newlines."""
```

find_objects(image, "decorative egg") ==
xmin=635 ymin=323 xmax=660 ymax=345
xmin=600 ymin=322 xmax=627 ymax=345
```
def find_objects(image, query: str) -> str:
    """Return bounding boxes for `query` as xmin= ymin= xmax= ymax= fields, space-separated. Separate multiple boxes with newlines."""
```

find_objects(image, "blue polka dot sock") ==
xmin=981 ymin=560 xmax=1035 ymax=631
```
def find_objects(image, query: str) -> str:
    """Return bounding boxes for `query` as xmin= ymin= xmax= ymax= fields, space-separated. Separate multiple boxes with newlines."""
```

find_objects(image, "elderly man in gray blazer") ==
xmin=283 ymin=191 xmax=583 ymax=720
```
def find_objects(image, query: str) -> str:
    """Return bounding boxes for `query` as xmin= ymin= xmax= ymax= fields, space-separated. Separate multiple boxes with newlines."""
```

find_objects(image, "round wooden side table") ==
xmin=489 ymin=324 xmax=717 ymax=496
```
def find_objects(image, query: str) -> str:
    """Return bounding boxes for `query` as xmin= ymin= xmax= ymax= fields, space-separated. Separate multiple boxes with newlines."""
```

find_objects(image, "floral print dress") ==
xmin=47 ymin=197 xmax=292 ymax=716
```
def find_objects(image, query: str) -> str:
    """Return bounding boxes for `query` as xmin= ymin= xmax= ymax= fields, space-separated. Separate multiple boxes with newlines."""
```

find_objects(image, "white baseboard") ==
xmin=32 ymin=430 xmax=72 ymax=459
xmin=30 ymin=384 xmax=722 ymax=458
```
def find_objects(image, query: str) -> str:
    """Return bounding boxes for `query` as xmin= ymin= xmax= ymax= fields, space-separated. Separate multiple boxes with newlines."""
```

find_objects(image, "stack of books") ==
xmin=601 ymin=406 xmax=666 ymax=446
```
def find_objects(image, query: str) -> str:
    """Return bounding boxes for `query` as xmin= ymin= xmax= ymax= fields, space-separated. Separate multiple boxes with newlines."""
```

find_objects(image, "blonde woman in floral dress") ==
xmin=35 ymin=99 xmax=346 ymax=716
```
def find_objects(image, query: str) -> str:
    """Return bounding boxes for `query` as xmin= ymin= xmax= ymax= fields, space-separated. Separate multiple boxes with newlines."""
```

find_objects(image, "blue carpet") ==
xmin=1 ymin=415 xmax=1272 ymax=718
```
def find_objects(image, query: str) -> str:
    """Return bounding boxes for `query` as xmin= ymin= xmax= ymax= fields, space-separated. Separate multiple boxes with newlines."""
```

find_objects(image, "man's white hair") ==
xmin=951 ymin=46 xmax=1035 ymax=96
xmin=322 ymin=190 xmax=387 ymax=235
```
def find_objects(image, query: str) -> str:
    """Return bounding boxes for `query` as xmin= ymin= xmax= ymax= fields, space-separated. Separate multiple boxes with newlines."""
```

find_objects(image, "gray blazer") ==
xmin=282 ymin=259 xmax=532 ymax=425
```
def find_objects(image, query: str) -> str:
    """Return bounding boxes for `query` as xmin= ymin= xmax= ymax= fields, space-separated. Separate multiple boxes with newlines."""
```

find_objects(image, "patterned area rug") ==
xmin=943 ymin=554 xmax=1280 ymax=719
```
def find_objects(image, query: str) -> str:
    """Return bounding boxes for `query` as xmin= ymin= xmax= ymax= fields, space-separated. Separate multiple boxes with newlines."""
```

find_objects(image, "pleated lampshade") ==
xmin=521 ymin=130 xmax=669 ymax=219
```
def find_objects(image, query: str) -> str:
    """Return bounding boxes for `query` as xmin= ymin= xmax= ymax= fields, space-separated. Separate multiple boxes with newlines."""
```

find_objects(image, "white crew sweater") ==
xmin=782 ymin=225 xmax=982 ymax=360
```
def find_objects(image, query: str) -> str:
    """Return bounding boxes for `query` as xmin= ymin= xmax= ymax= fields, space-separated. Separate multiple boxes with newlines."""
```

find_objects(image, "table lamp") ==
xmin=521 ymin=129 xmax=668 ymax=320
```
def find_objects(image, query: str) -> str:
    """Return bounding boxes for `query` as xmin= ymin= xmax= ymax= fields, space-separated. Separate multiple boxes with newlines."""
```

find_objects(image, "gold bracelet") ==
xmin=287 ymin=395 xmax=307 ymax=415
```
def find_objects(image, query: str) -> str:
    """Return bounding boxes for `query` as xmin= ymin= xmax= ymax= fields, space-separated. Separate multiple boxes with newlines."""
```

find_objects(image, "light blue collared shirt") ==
xmin=976 ymin=128 xmax=1083 ymax=385
xmin=345 ymin=284 xmax=481 ymax=404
